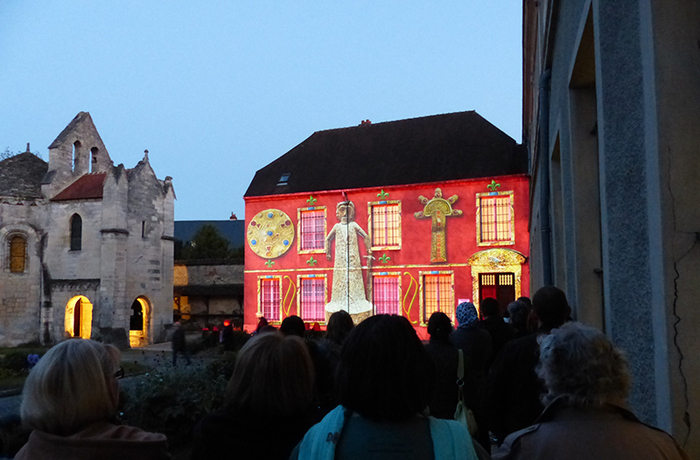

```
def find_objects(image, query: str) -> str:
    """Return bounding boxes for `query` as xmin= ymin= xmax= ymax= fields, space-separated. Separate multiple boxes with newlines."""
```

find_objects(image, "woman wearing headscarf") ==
xmin=450 ymin=302 xmax=492 ymax=451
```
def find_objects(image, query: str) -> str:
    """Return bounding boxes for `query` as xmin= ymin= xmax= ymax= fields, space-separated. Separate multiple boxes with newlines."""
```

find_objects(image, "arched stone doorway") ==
xmin=129 ymin=296 xmax=151 ymax=347
xmin=65 ymin=295 xmax=93 ymax=339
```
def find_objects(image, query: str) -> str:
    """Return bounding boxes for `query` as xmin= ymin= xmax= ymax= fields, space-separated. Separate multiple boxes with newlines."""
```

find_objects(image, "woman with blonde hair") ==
xmin=191 ymin=331 xmax=317 ymax=460
xmin=16 ymin=338 xmax=169 ymax=460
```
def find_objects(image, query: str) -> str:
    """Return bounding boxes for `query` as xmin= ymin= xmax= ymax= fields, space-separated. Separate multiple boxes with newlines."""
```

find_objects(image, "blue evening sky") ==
xmin=0 ymin=1 xmax=522 ymax=220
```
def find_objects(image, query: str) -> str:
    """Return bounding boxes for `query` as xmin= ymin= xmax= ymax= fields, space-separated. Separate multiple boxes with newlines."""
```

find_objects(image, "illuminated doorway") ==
xmin=467 ymin=248 xmax=526 ymax=315
xmin=478 ymin=272 xmax=516 ymax=315
xmin=129 ymin=296 xmax=151 ymax=347
xmin=65 ymin=295 xmax=93 ymax=339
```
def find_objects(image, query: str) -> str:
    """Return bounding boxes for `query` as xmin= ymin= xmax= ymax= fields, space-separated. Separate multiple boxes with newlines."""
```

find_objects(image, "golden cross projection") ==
xmin=414 ymin=188 xmax=462 ymax=263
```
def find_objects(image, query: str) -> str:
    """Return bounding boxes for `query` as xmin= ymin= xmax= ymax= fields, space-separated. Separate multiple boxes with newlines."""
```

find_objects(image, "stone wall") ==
xmin=0 ymin=113 xmax=174 ymax=348
xmin=0 ymin=205 xmax=46 ymax=345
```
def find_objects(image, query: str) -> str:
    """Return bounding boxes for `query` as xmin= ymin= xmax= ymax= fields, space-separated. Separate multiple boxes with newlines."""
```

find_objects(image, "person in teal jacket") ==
xmin=290 ymin=314 xmax=481 ymax=460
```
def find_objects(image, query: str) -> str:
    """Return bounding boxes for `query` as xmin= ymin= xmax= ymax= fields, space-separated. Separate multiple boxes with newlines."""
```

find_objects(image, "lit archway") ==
xmin=467 ymin=248 xmax=527 ymax=314
xmin=129 ymin=296 xmax=151 ymax=347
xmin=65 ymin=295 xmax=93 ymax=339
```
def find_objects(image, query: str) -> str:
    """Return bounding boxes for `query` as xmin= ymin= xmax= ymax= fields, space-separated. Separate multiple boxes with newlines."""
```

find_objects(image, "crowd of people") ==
xmin=14 ymin=286 xmax=691 ymax=459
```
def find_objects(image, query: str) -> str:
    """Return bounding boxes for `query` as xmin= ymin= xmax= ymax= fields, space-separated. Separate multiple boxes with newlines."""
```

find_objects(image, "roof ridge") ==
xmin=312 ymin=110 xmax=479 ymax=134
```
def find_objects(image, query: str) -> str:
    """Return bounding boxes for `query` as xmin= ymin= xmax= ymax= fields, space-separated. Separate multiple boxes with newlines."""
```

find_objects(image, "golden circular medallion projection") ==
xmin=247 ymin=209 xmax=295 ymax=259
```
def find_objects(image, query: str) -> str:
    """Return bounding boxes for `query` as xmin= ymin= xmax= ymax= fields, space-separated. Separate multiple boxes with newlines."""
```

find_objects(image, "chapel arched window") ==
xmin=8 ymin=235 xmax=27 ymax=273
xmin=70 ymin=214 xmax=82 ymax=251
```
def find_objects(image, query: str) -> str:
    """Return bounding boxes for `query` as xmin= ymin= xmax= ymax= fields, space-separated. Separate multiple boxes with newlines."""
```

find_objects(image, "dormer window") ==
xmin=277 ymin=173 xmax=291 ymax=186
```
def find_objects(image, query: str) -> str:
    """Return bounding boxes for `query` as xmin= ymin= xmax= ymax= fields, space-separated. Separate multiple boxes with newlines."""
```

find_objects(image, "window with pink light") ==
xmin=260 ymin=278 xmax=281 ymax=321
xmin=423 ymin=273 xmax=454 ymax=323
xmin=300 ymin=277 xmax=325 ymax=322
xmin=299 ymin=209 xmax=326 ymax=252
xmin=373 ymin=275 xmax=400 ymax=315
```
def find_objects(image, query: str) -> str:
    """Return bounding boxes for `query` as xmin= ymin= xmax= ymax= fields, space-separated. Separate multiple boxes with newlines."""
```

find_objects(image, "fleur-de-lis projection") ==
xmin=379 ymin=253 xmax=391 ymax=264
xmin=487 ymin=180 xmax=501 ymax=191
xmin=377 ymin=189 xmax=389 ymax=199
xmin=306 ymin=256 xmax=318 ymax=266
xmin=265 ymin=260 xmax=275 ymax=268
xmin=306 ymin=195 xmax=317 ymax=205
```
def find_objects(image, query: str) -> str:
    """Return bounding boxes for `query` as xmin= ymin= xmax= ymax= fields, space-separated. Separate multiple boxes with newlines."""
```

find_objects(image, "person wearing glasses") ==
xmin=15 ymin=339 xmax=170 ymax=460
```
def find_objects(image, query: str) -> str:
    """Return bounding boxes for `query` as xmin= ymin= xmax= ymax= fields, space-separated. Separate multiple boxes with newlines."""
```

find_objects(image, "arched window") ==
xmin=73 ymin=141 xmax=82 ymax=172
xmin=8 ymin=235 xmax=27 ymax=273
xmin=130 ymin=300 xmax=144 ymax=331
xmin=70 ymin=214 xmax=82 ymax=251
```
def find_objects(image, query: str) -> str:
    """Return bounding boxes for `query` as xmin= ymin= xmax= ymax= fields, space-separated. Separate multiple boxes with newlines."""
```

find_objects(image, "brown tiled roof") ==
xmin=0 ymin=152 xmax=48 ymax=198
xmin=51 ymin=173 xmax=106 ymax=201
xmin=245 ymin=111 xmax=528 ymax=197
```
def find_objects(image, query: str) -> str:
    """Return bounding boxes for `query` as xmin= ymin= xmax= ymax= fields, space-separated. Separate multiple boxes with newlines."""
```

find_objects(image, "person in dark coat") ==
xmin=316 ymin=310 xmax=354 ymax=415
xmin=449 ymin=302 xmax=492 ymax=451
xmin=424 ymin=312 xmax=481 ymax=419
xmin=171 ymin=322 xmax=190 ymax=366
xmin=486 ymin=286 xmax=571 ymax=445
xmin=221 ymin=320 xmax=234 ymax=351
xmin=479 ymin=297 xmax=516 ymax=371
xmin=191 ymin=332 xmax=317 ymax=460
xmin=424 ymin=312 xmax=459 ymax=419
xmin=507 ymin=300 xmax=532 ymax=339
xmin=280 ymin=315 xmax=336 ymax=416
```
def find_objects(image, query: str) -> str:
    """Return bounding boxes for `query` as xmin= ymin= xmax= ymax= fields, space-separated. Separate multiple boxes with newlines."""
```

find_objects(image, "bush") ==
xmin=0 ymin=353 xmax=27 ymax=373
xmin=0 ymin=348 xmax=46 ymax=373
xmin=119 ymin=364 xmax=227 ymax=448
xmin=206 ymin=352 xmax=237 ymax=381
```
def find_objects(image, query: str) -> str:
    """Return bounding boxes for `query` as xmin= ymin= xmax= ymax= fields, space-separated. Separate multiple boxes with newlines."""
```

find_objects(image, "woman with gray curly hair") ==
xmin=493 ymin=322 xmax=689 ymax=460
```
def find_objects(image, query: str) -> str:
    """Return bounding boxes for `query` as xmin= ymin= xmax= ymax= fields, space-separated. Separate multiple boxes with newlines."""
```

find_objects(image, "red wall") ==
xmin=244 ymin=175 xmax=529 ymax=338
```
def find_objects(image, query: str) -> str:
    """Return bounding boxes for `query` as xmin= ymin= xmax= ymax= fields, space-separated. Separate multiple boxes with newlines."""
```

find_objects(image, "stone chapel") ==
xmin=0 ymin=112 xmax=174 ymax=348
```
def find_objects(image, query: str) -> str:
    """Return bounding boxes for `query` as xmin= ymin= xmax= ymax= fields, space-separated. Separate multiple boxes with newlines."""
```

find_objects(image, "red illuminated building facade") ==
xmin=243 ymin=112 xmax=529 ymax=336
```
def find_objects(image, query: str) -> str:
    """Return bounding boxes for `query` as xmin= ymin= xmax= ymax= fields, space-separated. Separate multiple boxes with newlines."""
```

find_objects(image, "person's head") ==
xmin=480 ymin=297 xmax=501 ymax=319
xmin=336 ymin=201 xmax=356 ymax=223
xmin=537 ymin=322 xmax=630 ymax=407
xmin=255 ymin=316 xmax=269 ymax=333
xmin=532 ymin=286 xmax=571 ymax=330
xmin=258 ymin=325 xmax=278 ymax=335
xmin=21 ymin=339 xmax=121 ymax=435
xmin=173 ymin=321 xmax=181 ymax=328
xmin=280 ymin=315 xmax=306 ymax=337
xmin=456 ymin=302 xmax=479 ymax=328
xmin=326 ymin=310 xmax=354 ymax=345
xmin=427 ymin=312 xmax=453 ymax=341
xmin=337 ymin=315 xmax=435 ymax=422
xmin=226 ymin=332 xmax=314 ymax=417
xmin=517 ymin=296 xmax=532 ymax=309
xmin=507 ymin=300 xmax=531 ymax=329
